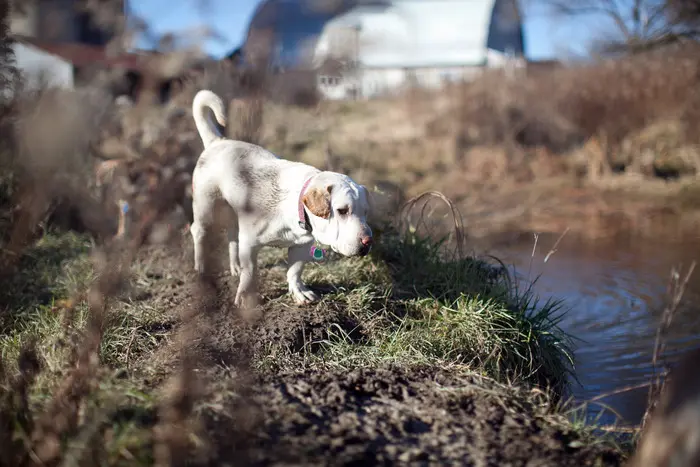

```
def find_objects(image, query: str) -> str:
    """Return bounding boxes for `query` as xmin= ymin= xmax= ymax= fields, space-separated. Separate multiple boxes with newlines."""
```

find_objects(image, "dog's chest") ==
xmin=253 ymin=222 xmax=311 ymax=248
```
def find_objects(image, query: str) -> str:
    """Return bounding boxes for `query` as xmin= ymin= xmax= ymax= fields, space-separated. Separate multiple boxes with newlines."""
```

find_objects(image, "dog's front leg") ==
xmin=234 ymin=238 xmax=260 ymax=309
xmin=287 ymin=243 xmax=320 ymax=305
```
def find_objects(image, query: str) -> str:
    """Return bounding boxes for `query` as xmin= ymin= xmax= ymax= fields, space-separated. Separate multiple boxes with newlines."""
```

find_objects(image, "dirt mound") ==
xmin=168 ymin=281 xmax=362 ymax=373
xmin=201 ymin=365 xmax=623 ymax=466
xmin=113 ymin=239 xmax=625 ymax=466
xmin=141 ymin=243 xmax=365 ymax=376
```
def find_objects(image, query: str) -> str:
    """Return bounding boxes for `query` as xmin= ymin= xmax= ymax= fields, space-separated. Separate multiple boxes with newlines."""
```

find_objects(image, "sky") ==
xmin=128 ymin=0 xmax=604 ymax=61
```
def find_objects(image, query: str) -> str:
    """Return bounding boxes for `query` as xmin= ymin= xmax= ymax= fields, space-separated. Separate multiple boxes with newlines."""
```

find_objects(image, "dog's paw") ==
xmin=289 ymin=284 xmax=320 ymax=305
xmin=234 ymin=290 xmax=259 ymax=309
xmin=229 ymin=263 xmax=242 ymax=277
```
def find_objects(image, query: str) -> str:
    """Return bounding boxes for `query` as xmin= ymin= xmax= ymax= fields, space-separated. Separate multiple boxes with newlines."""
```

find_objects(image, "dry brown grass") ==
xmin=626 ymin=262 xmax=700 ymax=467
xmin=0 ymin=76 xmax=216 ymax=460
xmin=215 ymin=49 xmax=700 ymax=227
xmin=0 ymin=102 xmax=220 ymax=465
xmin=376 ymin=43 xmax=700 ymax=184
xmin=0 ymin=8 xmax=224 ymax=464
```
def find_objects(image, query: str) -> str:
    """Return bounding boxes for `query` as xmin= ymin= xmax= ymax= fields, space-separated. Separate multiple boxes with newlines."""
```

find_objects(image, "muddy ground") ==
xmin=205 ymin=366 xmax=622 ymax=466
xmin=112 ymin=236 xmax=627 ymax=467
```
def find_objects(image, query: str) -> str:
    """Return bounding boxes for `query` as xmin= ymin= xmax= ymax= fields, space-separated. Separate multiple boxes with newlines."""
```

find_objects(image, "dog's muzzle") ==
xmin=359 ymin=235 xmax=373 ymax=256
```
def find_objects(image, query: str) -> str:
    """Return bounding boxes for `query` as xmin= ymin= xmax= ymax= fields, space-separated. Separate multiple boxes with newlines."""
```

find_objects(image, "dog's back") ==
xmin=189 ymin=89 xmax=301 ymax=221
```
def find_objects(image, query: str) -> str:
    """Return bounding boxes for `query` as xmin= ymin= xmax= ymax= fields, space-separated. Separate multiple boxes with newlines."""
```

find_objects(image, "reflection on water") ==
xmin=484 ymin=227 xmax=700 ymax=427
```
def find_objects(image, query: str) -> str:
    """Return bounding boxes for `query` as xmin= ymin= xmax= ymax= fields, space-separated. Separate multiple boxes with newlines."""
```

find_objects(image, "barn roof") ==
xmin=244 ymin=0 xmax=524 ymax=69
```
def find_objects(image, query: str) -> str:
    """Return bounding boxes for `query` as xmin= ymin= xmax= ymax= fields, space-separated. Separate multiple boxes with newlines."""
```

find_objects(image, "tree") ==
xmin=666 ymin=0 xmax=700 ymax=30
xmin=540 ymin=0 xmax=700 ymax=55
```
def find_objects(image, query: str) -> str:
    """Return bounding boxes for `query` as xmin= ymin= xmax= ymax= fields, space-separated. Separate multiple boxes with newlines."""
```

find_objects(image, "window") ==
xmin=319 ymin=75 xmax=342 ymax=87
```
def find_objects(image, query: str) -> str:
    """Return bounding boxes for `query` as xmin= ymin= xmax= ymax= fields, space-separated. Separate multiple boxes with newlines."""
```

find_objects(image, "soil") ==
xmin=123 ymin=239 xmax=625 ymax=467
xmin=204 ymin=366 xmax=623 ymax=467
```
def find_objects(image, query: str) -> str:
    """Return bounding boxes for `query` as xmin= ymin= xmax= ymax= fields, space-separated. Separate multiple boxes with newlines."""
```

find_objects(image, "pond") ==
xmin=483 ymin=223 xmax=700 ymax=427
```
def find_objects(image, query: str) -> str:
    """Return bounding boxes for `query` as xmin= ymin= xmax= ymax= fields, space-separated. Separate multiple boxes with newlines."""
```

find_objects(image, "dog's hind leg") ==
xmin=234 ymin=230 xmax=260 ymax=308
xmin=287 ymin=243 xmax=320 ymax=305
xmin=190 ymin=192 xmax=216 ymax=275
xmin=227 ymin=212 xmax=241 ymax=277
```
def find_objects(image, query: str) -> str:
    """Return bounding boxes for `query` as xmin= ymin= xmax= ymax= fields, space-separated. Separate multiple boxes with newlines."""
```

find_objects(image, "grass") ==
xmin=0 ymin=231 xmax=179 ymax=465
xmin=300 ymin=230 xmax=575 ymax=397
xmin=0 ymin=232 xmax=93 ymax=398
xmin=0 ymin=230 xmax=171 ymax=374
xmin=0 ymin=223 xmax=625 ymax=465
xmin=558 ymin=401 xmax=638 ymax=456
xmin=0 ymin=231 xmax=92 ymax=313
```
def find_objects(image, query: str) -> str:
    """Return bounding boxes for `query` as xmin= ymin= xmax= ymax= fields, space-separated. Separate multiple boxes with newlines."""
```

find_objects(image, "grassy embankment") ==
xmin=0 ymin=213 xmax=631 ymax=464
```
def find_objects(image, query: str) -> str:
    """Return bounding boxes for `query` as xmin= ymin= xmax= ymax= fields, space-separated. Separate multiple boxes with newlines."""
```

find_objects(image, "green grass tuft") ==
xmin=313 ymin=228 xmax=574 ymax=396
xmin=0 ymin=231 xmax=93 ymax=315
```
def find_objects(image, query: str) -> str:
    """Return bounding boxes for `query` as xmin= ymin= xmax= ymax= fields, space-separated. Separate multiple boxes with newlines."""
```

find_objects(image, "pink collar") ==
xmin=298 ymin=175 xmax=314 ymax=231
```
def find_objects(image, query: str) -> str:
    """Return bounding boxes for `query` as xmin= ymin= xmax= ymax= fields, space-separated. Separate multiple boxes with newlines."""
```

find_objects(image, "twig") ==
xmin=528 ymin=232 xmax=539 ymax=280
xmin=596 ymin=425 xmax=639 ymax=434
xmin=399 ymin=191 xmax=466 ymax=257
xmin=590 ymin=381 xmax=653 ymax=402
xmin=641 ymin=261 xmax=696 ymax=433
xmin=544 ymin=227 xmax=570 ymax=263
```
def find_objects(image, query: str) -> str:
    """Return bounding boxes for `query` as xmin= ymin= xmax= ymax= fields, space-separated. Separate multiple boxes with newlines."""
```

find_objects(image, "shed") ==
xmin=12 ymin=39 xmax=76 ymax=90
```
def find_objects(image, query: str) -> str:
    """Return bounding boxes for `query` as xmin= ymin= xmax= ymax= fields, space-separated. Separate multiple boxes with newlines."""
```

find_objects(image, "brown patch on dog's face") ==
xmin=302 ymin=185 xmax=332 ymax=219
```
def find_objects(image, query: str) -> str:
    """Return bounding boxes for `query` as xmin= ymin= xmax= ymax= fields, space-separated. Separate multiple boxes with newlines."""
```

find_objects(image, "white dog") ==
xmin=189 ymin=90 xmax=373 ymax=307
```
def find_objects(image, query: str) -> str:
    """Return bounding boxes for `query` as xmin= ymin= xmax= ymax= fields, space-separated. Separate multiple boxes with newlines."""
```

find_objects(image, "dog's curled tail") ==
xmin=192 ymin=89 xmax=227 ymax=148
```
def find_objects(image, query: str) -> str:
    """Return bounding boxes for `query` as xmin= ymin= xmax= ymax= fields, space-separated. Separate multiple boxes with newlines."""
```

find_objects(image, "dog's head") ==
xmin=302 ymin=172 xmax=373 ymax=257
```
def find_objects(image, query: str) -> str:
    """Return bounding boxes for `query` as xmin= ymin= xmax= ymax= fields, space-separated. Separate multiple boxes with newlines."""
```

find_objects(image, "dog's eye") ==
xmin=336 ymin=207 xmax=349 ymax=216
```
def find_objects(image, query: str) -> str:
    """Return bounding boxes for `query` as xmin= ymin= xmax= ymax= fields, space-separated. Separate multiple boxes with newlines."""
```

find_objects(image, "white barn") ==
xmin=243 ymin=0 xmax=526 ymax=99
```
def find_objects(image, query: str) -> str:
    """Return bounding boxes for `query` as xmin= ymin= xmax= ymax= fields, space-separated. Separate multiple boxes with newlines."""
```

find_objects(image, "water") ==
xmin=483 ymin=226 xmax=700 ymax=427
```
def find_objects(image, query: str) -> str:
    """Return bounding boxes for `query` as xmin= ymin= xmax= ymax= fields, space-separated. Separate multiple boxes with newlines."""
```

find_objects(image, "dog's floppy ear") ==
xmin=303 ymin=186 xmax=332 ymax=219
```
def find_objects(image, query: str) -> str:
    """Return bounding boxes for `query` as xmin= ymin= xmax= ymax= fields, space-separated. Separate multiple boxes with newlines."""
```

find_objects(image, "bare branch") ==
xmin=539 ymin=0 xmax=700 ymax=55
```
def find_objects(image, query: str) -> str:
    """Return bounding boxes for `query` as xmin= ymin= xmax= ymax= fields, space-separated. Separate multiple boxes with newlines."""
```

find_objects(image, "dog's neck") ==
xmin=298 ymin=175 xmax=315 ymax=232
